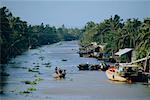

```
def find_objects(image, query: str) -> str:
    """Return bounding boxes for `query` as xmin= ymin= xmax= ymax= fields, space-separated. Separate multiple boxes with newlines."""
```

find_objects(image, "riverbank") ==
xmin=0 ymin=41 xmax=150 ymax=100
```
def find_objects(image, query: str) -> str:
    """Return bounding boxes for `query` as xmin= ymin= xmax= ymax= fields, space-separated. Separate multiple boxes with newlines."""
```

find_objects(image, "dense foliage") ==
xmin=0 ymin=7 xmax=149 ymax=63
xmin=80 ymin=15 xmax=150 ymax=59
xmin=0 ymin=7 xmax=81 ymax=64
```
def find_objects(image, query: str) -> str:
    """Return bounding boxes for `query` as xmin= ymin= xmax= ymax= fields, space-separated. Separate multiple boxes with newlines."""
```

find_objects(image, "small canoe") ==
xmin=77 ymin=64 xmax=89 ymax=70
xmin=53 ymin=73 xmax=66 ymax=79
xmin=53 ymin=73 xmax=60 ymax=78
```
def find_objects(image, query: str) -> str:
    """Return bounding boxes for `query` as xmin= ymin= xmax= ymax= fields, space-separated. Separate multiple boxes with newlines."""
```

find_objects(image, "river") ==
xmin=0 ymin=41 xmax=150 ymax=100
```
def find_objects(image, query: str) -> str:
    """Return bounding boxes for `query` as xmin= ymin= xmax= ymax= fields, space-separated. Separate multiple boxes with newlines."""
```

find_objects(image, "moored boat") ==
xmin=77 ymin=63 xmax=109 ymax=71
xmin=105 ymin=63 xmax=146 ymax=82
xmin=106 ymin=67 xmax=127 ymax=82
xmin=77 ymin=64 xmax=90 ymax=70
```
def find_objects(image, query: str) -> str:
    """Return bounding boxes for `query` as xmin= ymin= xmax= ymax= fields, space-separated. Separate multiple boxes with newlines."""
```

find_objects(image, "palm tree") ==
xmin=117 ymin=18 xmax=141 ymax=49
xmin=136 ymin=18 xmax=150 ymax=59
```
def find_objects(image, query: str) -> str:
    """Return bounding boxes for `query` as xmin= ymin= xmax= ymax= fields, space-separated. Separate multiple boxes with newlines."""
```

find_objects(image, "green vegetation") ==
xmin=27 ymin=87 xmax=36 ymax=91
xmin=23 ymin=77 xmax=43 ymax=85
xmin=20 ymin=77 xmax=42 ymax=94
xmin=19 ymin=87 xmax=37 ymax=94
xmin=24 ymin=80 xmax=37 ymax=85
xmin=28 ymin=68 xmax=39 ymax=73
xmin=80 ymin=15 xmax=150 ymax=59
xmin=1 ymin=6 xmax=149 ymax=63
xmin=0 ymin=7 xmax=82 ymax=64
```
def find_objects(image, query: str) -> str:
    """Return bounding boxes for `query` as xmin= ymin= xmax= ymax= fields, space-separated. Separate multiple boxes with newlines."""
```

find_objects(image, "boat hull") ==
xmin=106 ymin=70 xmax=127 ymax=82
xmin=53 ymin=73 xmax=65 ymax=79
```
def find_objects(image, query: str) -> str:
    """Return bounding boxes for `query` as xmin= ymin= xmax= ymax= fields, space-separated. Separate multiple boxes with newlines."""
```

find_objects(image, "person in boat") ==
xmin=54 ymin=67 xmax=61 ymax=78
xmin=57 ymin=68 xmax=63 ymax=78
xmin=62 ymin=70 xmax=66 ymax=78
xmin=55 ymin=67 xmax=58 ymax=73
xmin=58 ymin=68 xmax=62 ymax=74
xmin=54 ymin=67 xmax=66 ymax=79
xmin=55 ymin=67 xmax=61 ymax=76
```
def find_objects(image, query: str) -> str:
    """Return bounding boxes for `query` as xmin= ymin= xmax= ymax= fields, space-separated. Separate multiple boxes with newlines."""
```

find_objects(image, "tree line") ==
xmin=1 ymin=7 xmax=149 ymax=64
xmin=0 ymin=7 xmax=82 ymax=64
xmin=80 ymin=15 xmax=150 ymax=60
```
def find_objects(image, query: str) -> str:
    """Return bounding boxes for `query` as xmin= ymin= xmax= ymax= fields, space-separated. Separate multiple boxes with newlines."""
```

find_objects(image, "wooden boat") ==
xmin=53 ymin=73 xmax=66 ymax=79
xmin=106 ymin=67 xmax=127 ymax=82
xmin=90 ymin=64 xmax=101 ymax=70
xmin=77 ymin=64 xmax=89 ymax=70
xmin=106 ymin=63 xmax=139 ymax=82
xmin=77 ymin=63 xmax=109 ymax=71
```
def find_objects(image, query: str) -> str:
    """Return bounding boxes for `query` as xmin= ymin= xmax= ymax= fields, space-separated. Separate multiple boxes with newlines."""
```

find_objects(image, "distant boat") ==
xmin=106 ymin=63 xmax=143 ymax=82
xmin=77 ymin=63 xmax=109 ymax=71
xmin=77 ymin=64 xmax=90 ymax=70
xmin=61 ymin=59 xmax=67 ymax=61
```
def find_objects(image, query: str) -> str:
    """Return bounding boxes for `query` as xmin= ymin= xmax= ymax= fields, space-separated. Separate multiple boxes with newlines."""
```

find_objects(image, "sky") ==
xmin=1 ymin=0 xmax=150 ymax=28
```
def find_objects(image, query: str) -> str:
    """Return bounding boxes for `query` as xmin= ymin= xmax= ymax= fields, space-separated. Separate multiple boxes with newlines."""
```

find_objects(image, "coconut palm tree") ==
xmin=136 ymin=18 xmax=150 ymax=59
xmin=117 ymin=18 xmax=141 ymax=49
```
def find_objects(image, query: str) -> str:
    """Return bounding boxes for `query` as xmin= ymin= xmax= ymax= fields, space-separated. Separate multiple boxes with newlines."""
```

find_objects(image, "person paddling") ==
xmin=55 ymin=67 xmax=58 ymax=74
xmin=54 ymin=67 xmax=66 ymax=79
xmin=62 ymin=70 xmax=66 ymax=78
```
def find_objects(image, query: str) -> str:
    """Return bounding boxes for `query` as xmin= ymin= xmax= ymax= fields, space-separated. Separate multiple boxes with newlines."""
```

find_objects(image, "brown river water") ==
xmin=0 ymin=41 xmax=150 ymax=100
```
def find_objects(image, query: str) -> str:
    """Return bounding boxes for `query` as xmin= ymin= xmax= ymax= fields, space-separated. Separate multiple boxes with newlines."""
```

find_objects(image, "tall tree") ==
xmin=136 ymin=18 xmax=150 ymax=59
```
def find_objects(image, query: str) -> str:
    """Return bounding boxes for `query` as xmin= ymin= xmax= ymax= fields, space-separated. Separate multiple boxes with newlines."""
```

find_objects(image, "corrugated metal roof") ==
xmin=115 ymin=48 xmax=132 ymax=56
